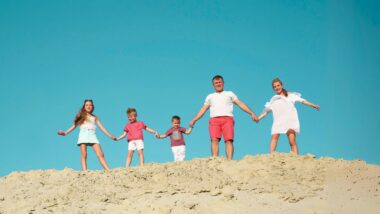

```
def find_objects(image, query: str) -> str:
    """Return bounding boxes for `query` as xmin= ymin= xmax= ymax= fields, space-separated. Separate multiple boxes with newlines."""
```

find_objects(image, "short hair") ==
xmin=212 ymin=75 xmax=224 ymax=82
xmin=127 ymin=108 xmax=137 ymax=114
xmin=172 ymin=115 xmax=181 ymax=121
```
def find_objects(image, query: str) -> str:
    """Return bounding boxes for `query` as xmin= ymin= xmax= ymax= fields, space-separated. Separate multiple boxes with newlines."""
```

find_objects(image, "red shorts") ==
xmin=209 ymin=116 xmax=234 ymax=142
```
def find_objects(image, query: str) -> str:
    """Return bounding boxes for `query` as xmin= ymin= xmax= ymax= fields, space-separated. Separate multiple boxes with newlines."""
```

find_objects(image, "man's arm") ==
xmin=234 ymin=99 xmax=258 ymax=122
xmin=189 ymin=105 xmax=210 ymax=127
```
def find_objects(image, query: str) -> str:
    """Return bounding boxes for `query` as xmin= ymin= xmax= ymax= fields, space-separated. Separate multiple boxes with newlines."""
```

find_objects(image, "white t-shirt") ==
xmin=264 ymin=92 xmax=305 ymax=134
xmin=204 ymin=91 xmax=238 ymax=118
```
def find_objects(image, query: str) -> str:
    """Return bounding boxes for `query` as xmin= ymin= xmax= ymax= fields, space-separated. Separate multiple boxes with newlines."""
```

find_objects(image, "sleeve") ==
xmin=141 ymin=122 xmax=147 ymax=129
xmin=291 ymin=92 xmax=305 ymax=103
xmin=204 ymin=94 xmax=211 ymax=105
xmin=124 ymin=124 xmax=129 ymax=133
xmin=229 ymin=91 xmax=238 ymax=101
xmin=263 ymin=102 xmax=272 ymax=113
xmin=165 ymin=128 xmax=173 ymax=136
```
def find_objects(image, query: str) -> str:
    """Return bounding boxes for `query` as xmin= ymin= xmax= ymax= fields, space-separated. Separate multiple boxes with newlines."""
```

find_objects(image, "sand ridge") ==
xmin=1 ymin=153 xmax=379 ymax=213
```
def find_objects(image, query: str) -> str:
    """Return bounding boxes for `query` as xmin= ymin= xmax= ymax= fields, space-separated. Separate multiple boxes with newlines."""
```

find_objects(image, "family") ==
xmin=58 ymin=75 xmax=320 ymax=171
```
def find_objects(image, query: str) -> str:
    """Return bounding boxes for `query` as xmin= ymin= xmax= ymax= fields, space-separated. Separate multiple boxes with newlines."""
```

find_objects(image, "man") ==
xmin=189 ymin=75 xmax=258 ymax=160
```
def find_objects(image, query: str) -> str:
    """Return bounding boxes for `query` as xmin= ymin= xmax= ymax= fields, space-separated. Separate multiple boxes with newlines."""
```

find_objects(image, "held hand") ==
xmin=189 ymin=120 xmax=196 ymax=128
xmin=110 ymin=136 xmax=117 ymax=141
xmin=252 ymin=115 xmax=259 ymax=123
xmin=154 ymin=131 xmax=159 ymax=137
xmin=314 ymin=105 xmax=320 ymax=111
xmin=57 ymin=130 xmax=66 ymax=136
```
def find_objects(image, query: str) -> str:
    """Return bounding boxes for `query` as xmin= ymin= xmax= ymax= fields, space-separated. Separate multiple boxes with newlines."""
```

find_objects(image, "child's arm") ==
xmin=156 ymin=134 xmax=168 ymax=139
xmin=301 ymin=100 xmax=320 ymax=110
xmin=233 ymin=99 xmax=259 ymax=122
xmin=95 ymin=117 xmax=117 ymax=140
xmin=145 ymin=127 xmax=159 ymax=136
xmin=116 ymin=132 xmax=127 ymax=141
xmin=185 ymin=127 xmax=193 ymax=135
xmin=58 ymin=124 xmax=77 ymax=136
xmin=258 ymin=112 xmax=268 ymax=121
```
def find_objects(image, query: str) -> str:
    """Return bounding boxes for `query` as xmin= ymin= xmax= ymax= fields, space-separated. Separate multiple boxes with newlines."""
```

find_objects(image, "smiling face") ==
xmin=127 ymin=112 xmax=137 ymax=123
xmin=212 ymin=78 xmax=224 ymax=93
xmin=272 ymin=81 xmax=284 ymax=95
xmin=172 ymin=118 xmax=180 ymax=128
xmin=84 ymin=100 xmax=94 ymax=113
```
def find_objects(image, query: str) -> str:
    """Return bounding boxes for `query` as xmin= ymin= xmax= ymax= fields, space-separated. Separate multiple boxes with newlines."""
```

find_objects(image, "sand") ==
xmin=1 ymin=153 xmax=379 ymax=213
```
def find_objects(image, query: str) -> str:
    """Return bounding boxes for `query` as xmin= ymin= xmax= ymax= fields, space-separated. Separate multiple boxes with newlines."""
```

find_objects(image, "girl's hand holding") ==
xmin=252 ymin=115 xmax=259 ymax=123
xmin=58 ymin=130 xmax=66 ymax=136
xmin=110 ymin=136 xmax=117 ymax=141
xmin=314 ymin=105 xmax=320 ymax=111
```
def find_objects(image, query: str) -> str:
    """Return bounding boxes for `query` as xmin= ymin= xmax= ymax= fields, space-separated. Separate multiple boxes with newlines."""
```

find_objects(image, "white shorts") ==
xmin=128 ymin=140 xmax=144 ymax=151
xmin=171 ymin=145 xmax=186 ymax=162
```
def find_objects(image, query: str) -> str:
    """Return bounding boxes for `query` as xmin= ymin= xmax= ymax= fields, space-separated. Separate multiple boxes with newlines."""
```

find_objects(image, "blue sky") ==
xmin=1 ymin=0 xmax=379 ymax=176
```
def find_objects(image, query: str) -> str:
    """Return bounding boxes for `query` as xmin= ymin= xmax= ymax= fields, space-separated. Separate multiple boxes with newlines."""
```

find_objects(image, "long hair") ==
xmin=74 ymin=99 xmax=94 ymax=125
xmin=272 ymin=78 xmax=288 ymax=97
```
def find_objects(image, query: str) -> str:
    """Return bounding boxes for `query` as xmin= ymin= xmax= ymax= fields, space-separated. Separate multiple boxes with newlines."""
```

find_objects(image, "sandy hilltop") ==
xmin=1 ymin=153 xmax=379 ymax=214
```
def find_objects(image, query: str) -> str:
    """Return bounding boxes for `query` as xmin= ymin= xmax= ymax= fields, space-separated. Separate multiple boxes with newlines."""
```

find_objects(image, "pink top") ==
xmin=124 ymin=121 xmax=147 ymax=141
xmin=165 ymin=127 xmax=186 ymax=147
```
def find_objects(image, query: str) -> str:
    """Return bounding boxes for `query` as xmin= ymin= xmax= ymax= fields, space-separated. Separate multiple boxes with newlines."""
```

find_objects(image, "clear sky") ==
xmin=1 ymin=0 xmax=379 ymax=176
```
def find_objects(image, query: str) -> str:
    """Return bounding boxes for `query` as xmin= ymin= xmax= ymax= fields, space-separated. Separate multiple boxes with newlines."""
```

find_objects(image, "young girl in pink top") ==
xmin=258 ymin=78 xmax=320 ymax=154
xmin=57 ymin=99 xmax=116 ymax=171
xmin=116 ymin=108 xmax=158 ymax=167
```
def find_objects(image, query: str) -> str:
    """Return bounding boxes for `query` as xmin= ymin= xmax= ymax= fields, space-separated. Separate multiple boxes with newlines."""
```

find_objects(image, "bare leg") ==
xmin=92 ymin=144 xmax=110 ymax=171
xmin=137 ymin=149 xmax=144 ymax=166
xmin=126 ymin=150 xmax=134 ymax=167
xmin=225 ymin=140 xmax=234 ymax=160
xmin=287 ymin=130 xmax=298 ymax=155
xmin=211 ymin=138 xmax=220 ymax=157
xmin=270 ymin=134 xmax=280 ymax=153
xmin=79 ymin=144 xmax=88 ymax=171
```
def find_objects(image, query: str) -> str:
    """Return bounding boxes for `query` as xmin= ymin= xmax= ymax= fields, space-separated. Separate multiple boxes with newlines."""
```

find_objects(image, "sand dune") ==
xmin=1 ymin=153 xmax=379 ymax=213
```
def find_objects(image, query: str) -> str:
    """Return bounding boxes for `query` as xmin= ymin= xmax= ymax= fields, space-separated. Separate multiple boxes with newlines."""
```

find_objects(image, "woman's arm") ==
xmin=58 ymin=124 xmax=77 ymax=136
xmin=301 ymin=100 xmax=320 ymax=110
xmin=258 ymin=112 xmax=268 ymax=121
xmin=95 ymin=117 xmax=117 ymax=140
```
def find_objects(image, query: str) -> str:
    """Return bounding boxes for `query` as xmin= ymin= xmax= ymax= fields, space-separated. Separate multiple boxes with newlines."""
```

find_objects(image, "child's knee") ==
xmin=81 ymin=152 xmax=87 ymax=159
xmin=271 ymin=134 xmax=280 ymax=140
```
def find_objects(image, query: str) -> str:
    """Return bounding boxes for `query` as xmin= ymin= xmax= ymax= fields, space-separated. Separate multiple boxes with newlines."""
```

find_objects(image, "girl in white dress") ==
xmin=58 ymin=100 xmax=116 ymax=171
xmin=258 ymin=78 xmax=320 ymax=154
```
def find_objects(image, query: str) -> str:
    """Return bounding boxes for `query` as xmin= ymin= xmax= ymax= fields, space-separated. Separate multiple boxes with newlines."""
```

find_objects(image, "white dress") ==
xmin=77 ymin=115 xmax=100 ymax=145
xmin=264 ymin=92 xmax=305 ymax=135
